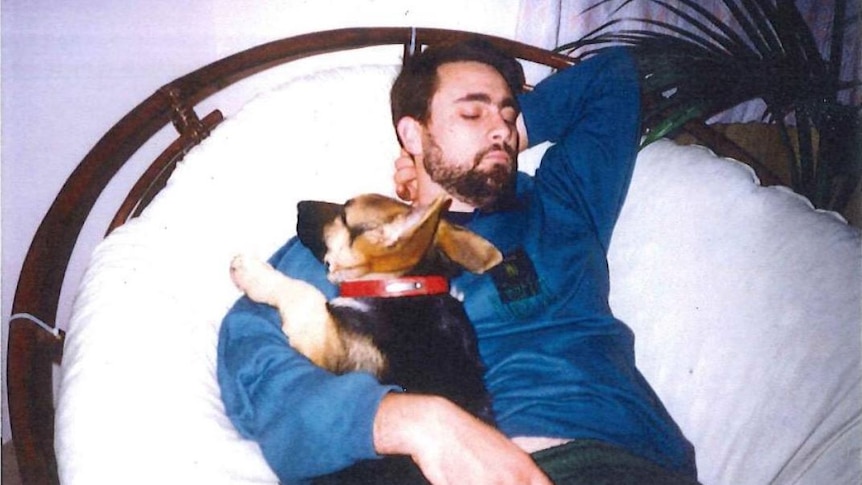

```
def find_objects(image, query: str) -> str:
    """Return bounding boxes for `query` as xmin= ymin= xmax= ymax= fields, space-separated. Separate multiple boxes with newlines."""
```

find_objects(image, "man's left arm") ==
xmin=517 ymin=48 xmax=641 ymax=249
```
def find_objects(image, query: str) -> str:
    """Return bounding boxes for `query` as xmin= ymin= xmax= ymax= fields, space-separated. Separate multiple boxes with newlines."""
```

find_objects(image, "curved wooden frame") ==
xmin=6 ymin=27 xmax=761 ymax=484
xmin=6 ymin=27 xmax=572 ymax=485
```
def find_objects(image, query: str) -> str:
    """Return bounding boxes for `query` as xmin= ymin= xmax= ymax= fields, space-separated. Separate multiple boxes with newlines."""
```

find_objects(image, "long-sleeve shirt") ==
xmin=217 ymin=47 xmax=697 ymax=483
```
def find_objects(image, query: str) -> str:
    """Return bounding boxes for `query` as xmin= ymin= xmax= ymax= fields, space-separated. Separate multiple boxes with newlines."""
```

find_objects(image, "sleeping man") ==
xmin=218 ymin=38 xmax=698 ymax=484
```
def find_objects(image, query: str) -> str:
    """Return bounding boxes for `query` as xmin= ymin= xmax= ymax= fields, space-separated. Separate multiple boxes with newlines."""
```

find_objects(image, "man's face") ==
xmin=421 ymin=61 xmax=519 ymax=210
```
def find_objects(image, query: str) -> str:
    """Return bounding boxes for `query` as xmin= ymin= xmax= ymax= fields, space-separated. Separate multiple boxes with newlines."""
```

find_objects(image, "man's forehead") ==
xmin=434 ymin=61 xmax=513 ymax=101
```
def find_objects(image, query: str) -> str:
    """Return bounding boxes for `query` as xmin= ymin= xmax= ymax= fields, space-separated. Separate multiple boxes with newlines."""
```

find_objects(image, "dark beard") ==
xmin=423 ymin=138 xmax=517 ymax=211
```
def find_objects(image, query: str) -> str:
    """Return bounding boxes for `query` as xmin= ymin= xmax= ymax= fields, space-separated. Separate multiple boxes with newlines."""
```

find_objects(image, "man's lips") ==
xmin=480 ymin=149 xmax=512 ymax=167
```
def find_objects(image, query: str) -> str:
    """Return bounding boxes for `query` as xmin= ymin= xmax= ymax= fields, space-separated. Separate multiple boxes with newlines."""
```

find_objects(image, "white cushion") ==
xmin=609 ymin=140 xmax=861 ymax=484
xmin=56 ymin=63 xmax=862 ymax=484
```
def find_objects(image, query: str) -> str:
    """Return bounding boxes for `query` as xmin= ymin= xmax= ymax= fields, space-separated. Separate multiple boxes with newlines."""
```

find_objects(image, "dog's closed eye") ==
xmin=344 ymin=218 xmax=384 ymax=243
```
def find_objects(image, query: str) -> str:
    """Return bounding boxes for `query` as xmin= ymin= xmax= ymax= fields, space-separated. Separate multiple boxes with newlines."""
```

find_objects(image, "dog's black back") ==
xmin=314 ymin=290 xmax=493 ymax=484
xmin=331 ymin=293 xmax=493 ymax=422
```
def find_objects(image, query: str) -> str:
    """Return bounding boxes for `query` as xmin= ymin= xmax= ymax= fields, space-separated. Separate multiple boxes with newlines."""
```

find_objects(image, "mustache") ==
xmin=474 ymin=143 xmax=517 ymax=167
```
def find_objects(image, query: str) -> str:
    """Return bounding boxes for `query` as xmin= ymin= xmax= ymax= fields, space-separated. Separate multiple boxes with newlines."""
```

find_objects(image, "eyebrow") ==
xmin=455 ymin=92 xmax=518 ymax=109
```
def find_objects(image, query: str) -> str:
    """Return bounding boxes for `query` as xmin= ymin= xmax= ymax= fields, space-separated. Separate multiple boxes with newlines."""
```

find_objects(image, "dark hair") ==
xmin=390 ymin=37 xmax=525 ymax=129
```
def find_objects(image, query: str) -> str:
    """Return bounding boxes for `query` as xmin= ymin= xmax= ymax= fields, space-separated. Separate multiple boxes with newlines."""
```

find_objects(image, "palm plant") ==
xmin=557 ymin=0 xmax=861 ymax=213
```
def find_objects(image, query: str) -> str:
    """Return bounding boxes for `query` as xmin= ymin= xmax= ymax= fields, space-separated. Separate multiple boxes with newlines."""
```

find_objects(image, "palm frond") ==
xmin=648 ymin=0 xmax=753 ymax=56
xmin=559 ymin=0 xmax=861 ymax=212
xmin=734 ymin=0 xmax=783 ymax=55
xmin=828 ymin=0 xmax=847 ymax=91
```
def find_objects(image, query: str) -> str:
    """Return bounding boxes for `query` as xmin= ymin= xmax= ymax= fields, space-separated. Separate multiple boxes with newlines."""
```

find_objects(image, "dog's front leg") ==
xmin=230 ymin=254 xmax=346 ymax=370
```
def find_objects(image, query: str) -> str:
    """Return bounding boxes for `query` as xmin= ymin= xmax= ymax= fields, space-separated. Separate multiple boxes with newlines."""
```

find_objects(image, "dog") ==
xmin=230 ymin=193 xmax=502 ymax=483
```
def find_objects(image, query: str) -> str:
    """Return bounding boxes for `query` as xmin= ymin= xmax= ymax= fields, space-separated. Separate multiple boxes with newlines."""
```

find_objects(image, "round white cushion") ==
xmin=56 ymin=64 xmax=862 ymax=484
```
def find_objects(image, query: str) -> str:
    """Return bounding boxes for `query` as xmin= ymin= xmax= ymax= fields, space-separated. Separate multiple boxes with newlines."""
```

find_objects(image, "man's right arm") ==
xmin=219 ymin=294 xmax=550 ymax=484
xmin=218 ymin=297 xmax=396 ymax=480
xmin=217 ymin=242 xmax=397 ymax=482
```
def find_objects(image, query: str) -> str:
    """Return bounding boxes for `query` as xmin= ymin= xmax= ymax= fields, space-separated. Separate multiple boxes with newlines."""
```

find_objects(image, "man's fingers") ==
xmin=394 ymin=151 xmax=418 ymax=202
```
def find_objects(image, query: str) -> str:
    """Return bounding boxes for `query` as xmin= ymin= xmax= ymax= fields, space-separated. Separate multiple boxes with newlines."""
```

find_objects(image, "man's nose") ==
xmin=488 ymin=112 xmax=512 ymax=142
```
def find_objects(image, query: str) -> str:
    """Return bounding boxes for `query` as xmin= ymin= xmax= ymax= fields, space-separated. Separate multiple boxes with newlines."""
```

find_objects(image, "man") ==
xmin=218 ymin=38 xmax=697 ymax=484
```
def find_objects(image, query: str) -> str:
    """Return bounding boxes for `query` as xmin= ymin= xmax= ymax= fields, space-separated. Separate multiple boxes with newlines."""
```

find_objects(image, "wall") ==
xmin=0 ymin=0 xmax=556 ymax=446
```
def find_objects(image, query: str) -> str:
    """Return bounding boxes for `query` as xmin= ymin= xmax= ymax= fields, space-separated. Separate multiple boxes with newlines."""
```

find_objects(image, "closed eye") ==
xmin=345 ymin=219 xmax=380 ymax=242
xmin=501 ymin=107 xmax=517 ymax=125
xmin=459 ymin=107 xmax=482 ymax=120
xmin=340 ymin=213 xmax=364 ymax=242
xmin=459 ymin=106 xmax=517 ymax=125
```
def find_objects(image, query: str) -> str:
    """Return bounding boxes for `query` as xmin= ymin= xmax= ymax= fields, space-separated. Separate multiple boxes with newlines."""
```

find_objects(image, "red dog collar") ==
xmin=339 ymin=276 xmax=450 ymax=298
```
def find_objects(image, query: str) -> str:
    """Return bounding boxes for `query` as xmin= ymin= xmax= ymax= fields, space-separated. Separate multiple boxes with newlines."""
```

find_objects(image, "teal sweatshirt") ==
xmin=218 ymin=48 xmax=697 ymax=483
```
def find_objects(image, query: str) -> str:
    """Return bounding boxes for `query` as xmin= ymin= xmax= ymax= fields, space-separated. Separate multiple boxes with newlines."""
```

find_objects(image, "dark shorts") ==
xmin=314 ymin=439 xmax=700 ymax=484
xmin=533 ymin=440 xmax=700 ymax=485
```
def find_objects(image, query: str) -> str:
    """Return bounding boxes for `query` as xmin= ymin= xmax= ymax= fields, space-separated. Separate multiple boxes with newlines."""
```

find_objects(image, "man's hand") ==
xmin=394 ymin=149 xmax=418 ymax=202
xmin=374 ymin=393 xmax=552 ymax=485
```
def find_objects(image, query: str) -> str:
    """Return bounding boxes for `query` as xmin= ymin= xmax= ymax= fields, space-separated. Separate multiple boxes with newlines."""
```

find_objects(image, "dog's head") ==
xmin=297 ymin=194 xmax=502 ymax=283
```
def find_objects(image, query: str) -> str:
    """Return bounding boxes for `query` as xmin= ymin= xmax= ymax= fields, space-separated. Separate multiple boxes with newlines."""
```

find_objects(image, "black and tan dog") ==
xmin=230 ymin=193 xmax=502 ymax=482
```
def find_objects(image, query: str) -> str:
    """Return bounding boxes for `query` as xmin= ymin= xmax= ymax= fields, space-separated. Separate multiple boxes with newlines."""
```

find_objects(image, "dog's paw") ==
xmin=230 ymin=254 xmax=280 ymax=304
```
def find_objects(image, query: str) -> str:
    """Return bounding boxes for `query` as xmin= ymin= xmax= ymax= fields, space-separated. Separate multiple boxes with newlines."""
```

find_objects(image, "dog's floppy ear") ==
xmin=435 ymin=221 xmax=502 ymax=274
xmin=371 ymin=195 xmax=451 ymax=256
xmin=297 ymin=200 xmax=343 ymax=262
xmin=383 ymin=195 xmax=502 ymax=274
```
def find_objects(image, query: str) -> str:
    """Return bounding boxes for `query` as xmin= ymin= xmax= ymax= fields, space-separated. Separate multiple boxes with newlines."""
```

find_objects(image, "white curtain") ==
xmin=515 ymin=0 xmax=861 ymax=123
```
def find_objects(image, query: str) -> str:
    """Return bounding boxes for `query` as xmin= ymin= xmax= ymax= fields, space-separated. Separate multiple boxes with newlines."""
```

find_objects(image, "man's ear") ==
xmin=396 ymin=116 xmax=424 ymax=156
